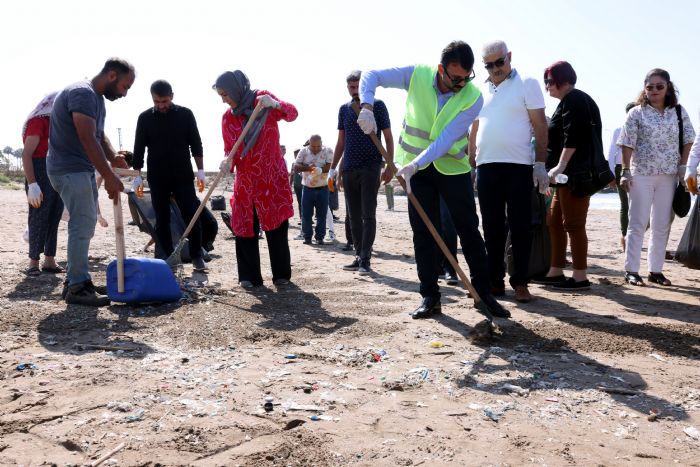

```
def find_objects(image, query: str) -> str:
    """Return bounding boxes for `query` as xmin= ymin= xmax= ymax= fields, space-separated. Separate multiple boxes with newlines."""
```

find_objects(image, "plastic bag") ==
xmin=505 ymin=189 xmax=551 ymax=278
xmin=674 ymin=196 xmax=700 ymax=269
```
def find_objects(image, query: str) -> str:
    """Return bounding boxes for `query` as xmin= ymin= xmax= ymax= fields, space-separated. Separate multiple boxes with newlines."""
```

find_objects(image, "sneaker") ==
xmin=343 ymin=257 xmax=360 ymax=271
xmin=65 ymin=283 xmax=110 ymax=307
xmin=273 ymin=278 xmax=289 ymax=286
xmin=239 ymin=280 xmax=255 ymax=289
xmin=192 ymin=256 xmax=207 ymax=271
xmin=329 ymin=232 xmax=337 ymax=241
xmin=315 ymin=238 xmax=325 ymax=245
xmin=293 ymin=233 xmax=304 ymax=240
xmin=358 ymin=261 xmax=372 ymax=275
xmin=444 ymin=271 xmax=459 ymax=286
xmin=303 ymin=238 xmax=312 ymax=245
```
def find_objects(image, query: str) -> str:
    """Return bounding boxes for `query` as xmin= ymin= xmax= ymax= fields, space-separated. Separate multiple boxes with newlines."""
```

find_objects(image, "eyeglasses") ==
xmin=484 ymin=56 xmax=507 ymax=70
xmin=443 ymin=67 xmax=476 ymax=86
xmin=645 ymin=83 xmax=667 ymax=91
xmin=544 ymin=78 xmax=555 ymax=87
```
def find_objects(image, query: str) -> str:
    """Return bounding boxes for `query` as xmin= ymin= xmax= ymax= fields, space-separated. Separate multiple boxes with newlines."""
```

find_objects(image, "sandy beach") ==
xmin=0 ymin=184 xmax=698 ymax=466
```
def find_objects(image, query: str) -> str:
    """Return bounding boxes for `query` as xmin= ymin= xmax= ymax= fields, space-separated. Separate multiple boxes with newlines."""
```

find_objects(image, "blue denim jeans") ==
xmin=48 ymin=171 xmax=98 ymax=287
xmin=301 ymin=186 xmax=329 ymax=241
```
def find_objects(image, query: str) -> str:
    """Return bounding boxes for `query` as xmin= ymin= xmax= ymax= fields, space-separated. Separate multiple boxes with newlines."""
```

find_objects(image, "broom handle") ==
xmin=350 ymin=102 xmax=483 ymax=304
xmin=113 ymin=193 xmax=125 ymax=293
xmin=175 ymin=102 xmax=265 ymax=245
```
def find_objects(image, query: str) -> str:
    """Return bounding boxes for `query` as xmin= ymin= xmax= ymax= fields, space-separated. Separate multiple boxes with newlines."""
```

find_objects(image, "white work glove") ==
xmin=533 ymin=162 xmax=549 ymax=195
xmin=258 ymin=94 xmax=281 ymax=109
xmin=396 ymin=162 xmax=418 ymax=194
xmin=357 ymin=108 xmax=377 ymax=135
xmin=620 ymin=168 xmax=633 ymax=192
xmin=220 ymin=157 xmax=233 ymax=173
xmin=27 ymin=182 xmax=43 ymax=208
xmin=132 ymin=175 xmax=143 ymax=192
xmin=547 ymin=164 xmax=566 ymax=184
xmin=196 ymin=169 xmax=206 ymax=193
xmin=327 ymin=168 xmax=337 ymax=183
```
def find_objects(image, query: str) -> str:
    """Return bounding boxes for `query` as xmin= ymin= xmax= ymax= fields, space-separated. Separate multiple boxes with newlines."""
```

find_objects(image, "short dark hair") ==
xmin=100 ymin=57 xmax=134 ymax=76
xmin=346 ymin=70 xmax=361 ymax=82
xmin=150 ymin=80 xmax=173 ymax=96
xmin=625 ymin=102 xmax=636 ymax=113
xmin=636 ymin=68 xmax=678 ymax=108
xmin=118 ymin=150 xmax=134 ymax=167
xmin=440 ymin=40 xmax=475 ymax=71
xmin=544 ymin=61 xmax=577 ymax=87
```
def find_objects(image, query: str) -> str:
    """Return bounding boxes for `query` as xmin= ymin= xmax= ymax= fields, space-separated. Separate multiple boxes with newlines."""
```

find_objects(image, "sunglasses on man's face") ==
xmin=544 ymin=78 xmax=555 ymax=87
xmin=645 ymin=83 xmax=667 ymax=91
xmin=443 ymin=67 xmax=475 ymax=86
xmin=484 ymin=56 xmax=507 ymax=70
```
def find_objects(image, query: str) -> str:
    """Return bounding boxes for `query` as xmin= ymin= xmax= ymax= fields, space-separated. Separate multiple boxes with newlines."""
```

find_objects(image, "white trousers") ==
xmin=624 ymin=174 xmax=676 ymax=273
xmin=326 ymin=206 xmax=335 ymax=234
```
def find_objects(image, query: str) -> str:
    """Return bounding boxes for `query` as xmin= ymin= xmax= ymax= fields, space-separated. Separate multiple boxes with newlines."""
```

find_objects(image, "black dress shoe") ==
xmin=481 ymin=295 xmax=511 ymax=318
xmin=410 ymin=297 xmax=442 ymax=319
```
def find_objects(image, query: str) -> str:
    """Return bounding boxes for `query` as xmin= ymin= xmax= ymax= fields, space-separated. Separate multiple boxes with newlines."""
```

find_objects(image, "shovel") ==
xmin=166 ymin=101 xmax=265 ymax=268
xmin=349 ymin=102 xmax=496 ymax=327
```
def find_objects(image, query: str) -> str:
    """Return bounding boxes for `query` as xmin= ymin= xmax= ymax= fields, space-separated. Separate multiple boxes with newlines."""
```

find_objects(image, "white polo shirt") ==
xmin=475 ymin=69 xmax=545 ymax=166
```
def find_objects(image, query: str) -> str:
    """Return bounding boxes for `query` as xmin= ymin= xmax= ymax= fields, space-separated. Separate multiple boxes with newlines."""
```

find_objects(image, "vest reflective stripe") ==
xmin=395 ymin=64 xmax=481 ymax=175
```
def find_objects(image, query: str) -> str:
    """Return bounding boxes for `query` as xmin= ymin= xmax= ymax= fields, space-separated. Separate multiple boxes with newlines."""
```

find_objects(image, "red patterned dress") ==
xmin=221 ymin=91 xmax=297 ymax=237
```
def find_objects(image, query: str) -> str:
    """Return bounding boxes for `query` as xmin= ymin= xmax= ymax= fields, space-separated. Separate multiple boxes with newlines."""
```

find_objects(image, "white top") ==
xmin=688 ymin=109 xmax=700 ymax=175
xmin=295 ymin=146 xmax=333 ymax=187
xmin=474 ymin=69 xmax=546 ymax=166
xmin=606 ymin=127 xmax=622 ymax=172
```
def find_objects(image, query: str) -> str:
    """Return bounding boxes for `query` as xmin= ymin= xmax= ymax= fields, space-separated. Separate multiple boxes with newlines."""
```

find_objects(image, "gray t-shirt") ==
xmin=47 ymin=80 xmax=105 ymax=176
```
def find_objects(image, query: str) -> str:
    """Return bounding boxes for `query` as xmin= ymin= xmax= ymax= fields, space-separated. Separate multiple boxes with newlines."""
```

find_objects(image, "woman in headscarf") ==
xmin=618 ymin=68 xmax=695 ymax=287
xmin=21 ymin=92 xmax=65 ymax=276
xmin=213 ymin=70 xmax=298 ymax=288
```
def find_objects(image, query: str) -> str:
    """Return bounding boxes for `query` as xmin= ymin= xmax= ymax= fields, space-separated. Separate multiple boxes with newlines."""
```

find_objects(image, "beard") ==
xmin=103 ymin=80 xmax=122 ymax=101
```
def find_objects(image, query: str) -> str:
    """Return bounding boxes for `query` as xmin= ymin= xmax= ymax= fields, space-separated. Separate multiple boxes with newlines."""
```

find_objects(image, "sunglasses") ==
xmin=484 ymin=56 xmax=507 ymax=70
xmin=544 ymin=78 xmax=555 ymax=87
xmin=443 ymin=67 xmax=476 ymax=86
xmin=645 ymin=83 xmax=667 ymax=91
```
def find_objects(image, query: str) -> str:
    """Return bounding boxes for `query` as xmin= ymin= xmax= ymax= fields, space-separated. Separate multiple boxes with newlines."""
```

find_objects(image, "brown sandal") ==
xmin=648 ymin=273 xmax=671 ymax=286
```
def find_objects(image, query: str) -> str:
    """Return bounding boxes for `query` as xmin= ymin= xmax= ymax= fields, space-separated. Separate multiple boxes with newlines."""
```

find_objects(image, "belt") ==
xmin=303 ymin=185 xmax=327 ymax=190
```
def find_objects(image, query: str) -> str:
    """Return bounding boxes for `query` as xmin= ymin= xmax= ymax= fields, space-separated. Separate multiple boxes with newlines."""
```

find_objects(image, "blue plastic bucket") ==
xmin=107 ymin=258 xmax=181 ymax=303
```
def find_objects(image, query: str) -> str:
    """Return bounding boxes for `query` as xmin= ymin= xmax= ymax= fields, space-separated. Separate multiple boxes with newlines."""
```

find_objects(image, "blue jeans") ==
xmin=302 ymin=186 xmax=329 ymax=240
xmin=48 ymin=171 xmax=98 ymax=287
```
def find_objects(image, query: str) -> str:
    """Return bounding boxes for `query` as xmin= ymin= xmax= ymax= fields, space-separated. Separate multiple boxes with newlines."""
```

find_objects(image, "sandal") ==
xmin=648 ymin=272 xmax=671 ymax=286
xmin=24 ymin=267 xmax=41 ymax=277
xmin=41 ymin=265 xmax=65 ymax=274
xmin=624 ymin=272 xmax=644 ymax=286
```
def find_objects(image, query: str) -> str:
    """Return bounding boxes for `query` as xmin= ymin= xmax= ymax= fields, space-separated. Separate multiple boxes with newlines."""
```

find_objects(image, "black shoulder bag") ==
xmin=672 ymin=105 xmax=691 ymax=217
xmin=568 ymin=97 xmax=615 ymax=197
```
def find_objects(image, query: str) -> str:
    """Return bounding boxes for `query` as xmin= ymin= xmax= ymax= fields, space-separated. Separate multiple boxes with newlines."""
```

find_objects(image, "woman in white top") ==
xmin=618 ymin=68 xmax=695 ymax=286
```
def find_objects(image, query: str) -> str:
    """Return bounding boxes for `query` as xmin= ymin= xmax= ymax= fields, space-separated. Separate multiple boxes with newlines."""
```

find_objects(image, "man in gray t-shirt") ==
xmin=47 ymin=57 xmax=136 ymax=307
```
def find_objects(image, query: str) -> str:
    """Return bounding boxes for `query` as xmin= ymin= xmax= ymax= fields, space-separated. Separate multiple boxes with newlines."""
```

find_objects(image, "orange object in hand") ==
xmin=688 ymin=176 xmax=698 ymax=195
xmin=328 ymin=177 xmax=335 ymax=192
xmin=136 ymin=185 xmax=144 ymax=198
xmin=197 ymin=179 xmax=205 ymax=193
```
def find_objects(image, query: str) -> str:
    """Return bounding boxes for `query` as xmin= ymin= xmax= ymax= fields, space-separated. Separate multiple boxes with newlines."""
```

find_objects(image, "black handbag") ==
xmin=210 ymin=195 xmax=226 ymax=211
xmin=672 ymin=105 xmax=691 ymax=217
xmin=569 ymin=97 xmax=615 ymax=197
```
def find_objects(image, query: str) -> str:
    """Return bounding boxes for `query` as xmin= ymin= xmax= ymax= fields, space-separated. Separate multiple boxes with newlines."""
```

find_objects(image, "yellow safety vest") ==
xmin=395 ymin=64 xmax=481 ymax=175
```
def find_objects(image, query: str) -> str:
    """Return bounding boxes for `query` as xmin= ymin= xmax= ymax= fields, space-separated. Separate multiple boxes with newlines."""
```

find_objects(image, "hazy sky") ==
xmin=2 ymin=0 xmax=699 ymax=171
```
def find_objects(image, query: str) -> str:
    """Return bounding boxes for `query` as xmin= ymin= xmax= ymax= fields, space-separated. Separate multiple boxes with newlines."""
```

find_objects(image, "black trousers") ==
xmin=149 ymin=176 xmax=203 ymax=260
xmin=409 ymin=164 xmax=490 ymax=299
xmin=476 ymin=163 xmax=533 ymax=288
xmin=26 ymin=158 xmax=64 ymax=260
xmin=343 ymin=164 xmax=381 ymax=262
xmin=437 ymin=195 xmax=458 ymax=275
xmin=235 ymin=207 xmax=291 ymax=285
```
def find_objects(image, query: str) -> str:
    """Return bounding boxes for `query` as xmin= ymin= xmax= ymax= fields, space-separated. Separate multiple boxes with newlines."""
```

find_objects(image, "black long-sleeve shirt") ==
xmin=132 ymin=104 xmax=203 ymax=182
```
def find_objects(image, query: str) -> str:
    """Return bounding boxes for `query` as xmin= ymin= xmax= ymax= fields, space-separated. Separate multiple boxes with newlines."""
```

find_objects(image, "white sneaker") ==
xmin=329 ymin=232 xmax=337 ymax=241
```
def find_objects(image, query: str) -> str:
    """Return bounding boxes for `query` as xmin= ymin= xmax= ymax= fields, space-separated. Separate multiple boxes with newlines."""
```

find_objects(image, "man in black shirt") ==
xmin=132 ymin=80 xmax=207 ymax=271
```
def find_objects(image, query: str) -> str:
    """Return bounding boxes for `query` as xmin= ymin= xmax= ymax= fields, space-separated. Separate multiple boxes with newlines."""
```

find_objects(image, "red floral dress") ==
xmin=221 ymin=91 xmax=297 ymax=237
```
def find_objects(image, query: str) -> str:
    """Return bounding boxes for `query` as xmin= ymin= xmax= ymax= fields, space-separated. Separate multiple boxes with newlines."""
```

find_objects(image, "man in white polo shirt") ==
xmin=294 ymin=135 xmax=334 ymax=245
xmin=468 ymin=40 xmax=549 ymax=303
